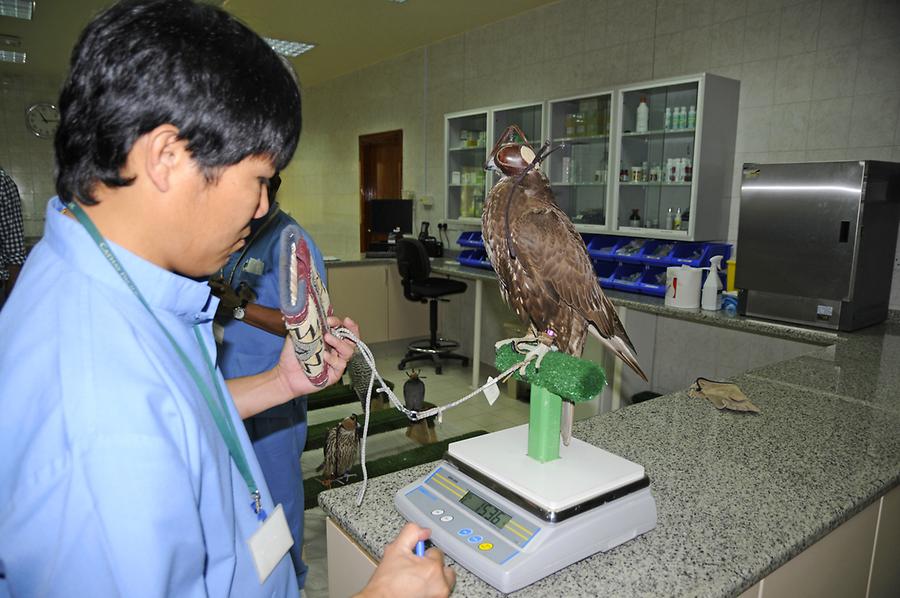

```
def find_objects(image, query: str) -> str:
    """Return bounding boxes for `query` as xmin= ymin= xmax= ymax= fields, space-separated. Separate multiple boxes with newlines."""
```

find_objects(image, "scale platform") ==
xmin=394 ymin=425 xmax=657 ymax=593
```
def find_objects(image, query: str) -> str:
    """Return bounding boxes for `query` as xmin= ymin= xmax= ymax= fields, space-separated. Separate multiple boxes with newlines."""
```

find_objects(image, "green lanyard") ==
xmin=67 ymin=202 xmax=266 ymax=520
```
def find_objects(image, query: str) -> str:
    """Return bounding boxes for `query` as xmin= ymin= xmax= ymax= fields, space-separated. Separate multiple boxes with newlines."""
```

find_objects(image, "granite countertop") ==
xmin=319 ymin=293 xmax=900 ymax=596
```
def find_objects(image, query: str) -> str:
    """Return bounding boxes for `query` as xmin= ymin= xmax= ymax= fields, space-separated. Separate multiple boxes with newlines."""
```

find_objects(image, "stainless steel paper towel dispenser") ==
xmin=736 ymin=161 xmax=900 ymax=331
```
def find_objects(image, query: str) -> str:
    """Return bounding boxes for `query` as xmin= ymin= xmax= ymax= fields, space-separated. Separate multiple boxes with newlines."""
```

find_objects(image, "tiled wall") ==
xmin=2 ymin=1 xmax=898 ymax=306
xmin=287 ymin=0 xmax=900 ymax=308
xmin=0 ymin=73 xmax=60 ymax=239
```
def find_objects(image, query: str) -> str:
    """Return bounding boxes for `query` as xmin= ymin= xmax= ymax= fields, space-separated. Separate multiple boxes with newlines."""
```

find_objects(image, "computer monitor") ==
xmin=367 ymin=199 xmax=414 ymax=235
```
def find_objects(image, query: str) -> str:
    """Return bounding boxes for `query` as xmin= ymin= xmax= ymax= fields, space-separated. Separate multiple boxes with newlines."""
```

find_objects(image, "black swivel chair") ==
xmin=396 ymin=238 xmax=469 ymax=374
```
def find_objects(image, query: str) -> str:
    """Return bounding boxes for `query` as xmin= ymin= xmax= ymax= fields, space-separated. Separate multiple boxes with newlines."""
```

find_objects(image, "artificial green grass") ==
xmin=305 ymin=430 xmax=488 ymax=510
xmin=306 ymin=407 xmax=409 ymax=452
xmin=495 ymin=342 xmax=606 ymax=403
xmin=306 ymin=379 xmax=394 ymax=412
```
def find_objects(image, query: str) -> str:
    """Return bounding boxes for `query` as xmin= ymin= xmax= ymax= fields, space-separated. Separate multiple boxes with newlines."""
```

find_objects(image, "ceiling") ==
xmin=0 ymin=0 xmax=560 ymax=87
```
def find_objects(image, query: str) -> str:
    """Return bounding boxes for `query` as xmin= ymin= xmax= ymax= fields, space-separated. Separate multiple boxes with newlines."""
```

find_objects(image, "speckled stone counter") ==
xmin=319 ymin=306 xmax=900 ymax=596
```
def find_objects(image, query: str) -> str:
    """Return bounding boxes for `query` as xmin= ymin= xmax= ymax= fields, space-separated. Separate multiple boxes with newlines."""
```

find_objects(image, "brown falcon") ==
xmin=482 ymin=125 xmax=648 ymax=385
xmin=318 ymin=414 xmax=360 ymax=488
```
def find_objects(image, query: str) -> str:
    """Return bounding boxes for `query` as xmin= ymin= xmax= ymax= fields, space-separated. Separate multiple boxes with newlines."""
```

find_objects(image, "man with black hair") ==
xmin=0 ymin=1 xmax=454 ymax=597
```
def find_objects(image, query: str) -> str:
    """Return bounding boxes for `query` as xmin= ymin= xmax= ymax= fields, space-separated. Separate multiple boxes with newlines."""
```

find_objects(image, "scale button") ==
xmin=478 ymin=542 xmax=493 ymax=551
xmin=431 ymin=509 xmax=444 ymax=516
xmin=457 ymin=528 xmax=472 ymax=536
xmin=468 ymin=535 xmax=483 ymax=543
xmin=440 ymin=515 xmax=453 ymax=522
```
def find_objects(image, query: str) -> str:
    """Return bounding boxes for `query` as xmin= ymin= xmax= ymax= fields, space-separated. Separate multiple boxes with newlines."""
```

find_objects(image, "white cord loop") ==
xmin=330 ymin=327 xmax=530 ymax=506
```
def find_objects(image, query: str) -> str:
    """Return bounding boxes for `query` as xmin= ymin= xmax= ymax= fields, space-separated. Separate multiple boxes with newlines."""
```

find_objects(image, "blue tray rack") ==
xmin=457 ymin=231 xmax=484 ymax=248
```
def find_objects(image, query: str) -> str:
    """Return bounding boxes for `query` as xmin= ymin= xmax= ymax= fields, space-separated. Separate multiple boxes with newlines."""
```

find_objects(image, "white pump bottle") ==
xmin=701 ymin=255 xmax=723 ymax=311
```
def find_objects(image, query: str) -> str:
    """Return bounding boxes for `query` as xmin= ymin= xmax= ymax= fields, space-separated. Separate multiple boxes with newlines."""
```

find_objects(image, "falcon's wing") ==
xmin=510 ymin=205 xmax=645 ymax=378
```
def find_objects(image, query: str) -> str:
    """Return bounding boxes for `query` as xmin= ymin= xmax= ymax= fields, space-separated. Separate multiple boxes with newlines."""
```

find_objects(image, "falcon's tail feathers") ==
xmin=588 ymin=324 xmax=649 ymax=381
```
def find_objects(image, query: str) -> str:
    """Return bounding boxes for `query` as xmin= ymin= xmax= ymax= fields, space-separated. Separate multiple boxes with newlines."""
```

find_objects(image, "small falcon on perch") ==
xmin=482 ymin=125 xmax=648 ymax=441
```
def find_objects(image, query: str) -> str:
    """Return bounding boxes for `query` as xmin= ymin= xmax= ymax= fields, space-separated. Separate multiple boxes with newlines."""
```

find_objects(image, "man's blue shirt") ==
xmin=0 ymin=198 xmax=295 ymax=597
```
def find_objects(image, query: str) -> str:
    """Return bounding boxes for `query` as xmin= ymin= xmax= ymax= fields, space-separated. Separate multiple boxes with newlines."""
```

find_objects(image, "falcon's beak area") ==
xmin=484 ymin=153 xmax=499 ymax=172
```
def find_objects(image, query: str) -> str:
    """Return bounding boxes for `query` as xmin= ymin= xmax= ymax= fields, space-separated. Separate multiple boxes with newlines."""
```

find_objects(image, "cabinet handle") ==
xmin=839 ymin=220 xmax=850 ymax=243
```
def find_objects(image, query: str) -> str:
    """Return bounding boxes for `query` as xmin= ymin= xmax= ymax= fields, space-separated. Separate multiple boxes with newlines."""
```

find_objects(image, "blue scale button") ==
xmin=457 ymin=528 xmax=472 ymax=537
xmin=467 ymin=535 xmax=483 ymax=544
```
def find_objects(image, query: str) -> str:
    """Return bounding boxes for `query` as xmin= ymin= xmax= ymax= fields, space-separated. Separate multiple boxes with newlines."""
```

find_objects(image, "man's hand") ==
xmin=356 ymin=523 xmax=455 ymax=598
xmin=275 ymin=315 xmax=359 ymax=397
xmin=208 ymin=277 xmax=242 ymax=312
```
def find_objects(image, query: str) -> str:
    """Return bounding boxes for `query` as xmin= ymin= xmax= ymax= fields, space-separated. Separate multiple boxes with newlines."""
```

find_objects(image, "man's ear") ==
xmin=144 ymin=125 xmax=188 ymax=193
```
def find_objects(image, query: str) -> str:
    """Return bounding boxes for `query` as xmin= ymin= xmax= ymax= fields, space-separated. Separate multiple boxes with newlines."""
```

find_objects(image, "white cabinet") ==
xmin=445 ymin=102 xmax=544 ymax=223
xmin=546 ymin=91 xmax=614 ymax=227
xmin=444 ymin=73 xmax=739 ymax=242
xmin=611 ymin=73 xmax=739 ymax=240
xmin=445 ymin=110 xmax=488 ymax=221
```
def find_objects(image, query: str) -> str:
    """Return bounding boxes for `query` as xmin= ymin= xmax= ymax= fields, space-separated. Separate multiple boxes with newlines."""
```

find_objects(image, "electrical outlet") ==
xmin=419 ymin=195 xmax=433 ymax=208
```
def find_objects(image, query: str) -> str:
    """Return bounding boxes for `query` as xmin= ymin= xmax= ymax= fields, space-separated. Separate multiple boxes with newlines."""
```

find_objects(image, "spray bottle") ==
xmin=701 ymin=255 xmax=723 ymax=311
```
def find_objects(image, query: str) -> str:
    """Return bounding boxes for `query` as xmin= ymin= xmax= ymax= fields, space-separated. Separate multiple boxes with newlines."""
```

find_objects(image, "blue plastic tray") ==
xmin=659 ymin=242 xmax=731 ymax=268
xmin=608 ymin=263 xmax=645 ymax=292
xmin=636 ymin=266 xmax=668 ymax=297
xmin=593 ymin=260 xmax=617 ymax=289
xmin=457 ymin=248 xmax=493 ymax=270
xmin=456 ymin=231 xmax=484 ymax=248
xmin=585 ymin=234 xmax=630 ymax=261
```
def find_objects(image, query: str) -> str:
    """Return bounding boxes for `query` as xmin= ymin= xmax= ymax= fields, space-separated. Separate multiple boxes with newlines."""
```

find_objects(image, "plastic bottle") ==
xmin=674 ymin=207 xmax=682 ymax=230
xmin=636 ymin=97 xmax=649 ymax=133
xmin=702 ymin=255 xmax=724 ymax=311
xmin=680 ymin=106 xmax=688 ymax=129
xmin=664 ymin=107 xmax=672 ymax=130
xmin=629 ymin=208 xmax=642 ymax=227
xmin=687 ymin=105 xmax=696 ymax=129
xmin=665 ymin=207 xmax=674 ymax=230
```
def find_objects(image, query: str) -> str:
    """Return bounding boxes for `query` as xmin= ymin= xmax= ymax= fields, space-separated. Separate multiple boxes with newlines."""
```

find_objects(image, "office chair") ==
xmin=396 ymin=238 xmax=469 ymax=375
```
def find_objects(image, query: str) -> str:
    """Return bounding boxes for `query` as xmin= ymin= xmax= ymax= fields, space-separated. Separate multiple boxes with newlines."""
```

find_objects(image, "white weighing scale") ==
xmin=394 ymin=424 xmax=657 ymax=593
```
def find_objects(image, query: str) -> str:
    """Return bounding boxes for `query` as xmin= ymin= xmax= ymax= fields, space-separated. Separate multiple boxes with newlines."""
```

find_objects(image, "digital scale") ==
xmin=394 ymin=424 xmax=657 ymax=593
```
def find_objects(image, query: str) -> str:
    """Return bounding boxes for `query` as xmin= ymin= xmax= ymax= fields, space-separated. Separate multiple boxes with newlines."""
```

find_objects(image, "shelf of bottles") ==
xmin=547 ymin=93 xmax=613 ymax=227
xmin=615 ymin=81 xmax=698 ymax=234
xmin=446 ymin=112 xmax=488 ymax=220
xmin=487 ymin=103 xmax=545 ymax=212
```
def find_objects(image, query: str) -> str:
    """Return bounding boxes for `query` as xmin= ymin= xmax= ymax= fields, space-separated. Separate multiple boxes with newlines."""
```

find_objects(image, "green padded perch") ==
xmin=495 ymin=342 xmax=607 ymax=463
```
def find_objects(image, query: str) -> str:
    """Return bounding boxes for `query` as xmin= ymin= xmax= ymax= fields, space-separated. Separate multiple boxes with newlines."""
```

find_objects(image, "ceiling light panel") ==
xmin=0 ymin=49 xmax=26 ymax=63
xmin=0 ymin=0 xmax=34 ymax=20
xmin=263 ymin=37 xmax=315 ymax=58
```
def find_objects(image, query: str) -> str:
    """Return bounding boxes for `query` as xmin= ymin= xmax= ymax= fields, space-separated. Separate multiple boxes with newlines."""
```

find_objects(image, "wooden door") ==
xmin=359 ymin=130 xmax=402 ymax=252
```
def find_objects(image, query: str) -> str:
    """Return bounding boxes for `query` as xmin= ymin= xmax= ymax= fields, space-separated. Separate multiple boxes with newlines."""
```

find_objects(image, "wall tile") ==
xmin=806 ymin=96 xmax=852 ymax=149
xmin=740 ymin=58 xmax=777 ymax=108
xmin=854 ymin=37 xmax=900 ymax=95
xmin=743 ymin=10 xmax=782 ymax=61
xmin=805 ymin=148 xmax=848 ymax=161
xmin=682 ymin=26 xmax=712 ymax=72
xmin=710 ymin=18 xmax=746 ymax=67
xmin=542 ymin=0 xmax=586 ymax=61
xmin=774 ymin=52 xmax=815 ymax=104
xmin=682 ymin=0 xmax=714 ymax=26
xmin=863 ymin=0 xmax=900 ymax=42
xmin=811 ymin=45 xmax=859 ymax=100
xmin=747 ymin=0 xmax=784 ymax=15
xmin=583 ymin=0 xmax=612 ymax=51
xmin=736 ymin=106 xmax=772 ymax=152
xmin=769 ymin=101 xmax=811 ymax=151
xmin=713 ymin=0 xmax=746 ymax=23
xmin=769 ymin=150 xmax=807 ymax=162
xmin=606 ymin=0 xmax=657 ymax=46
xmin=653 ymin=32 xmax=686 ymax=78
xmin=655 ymin=0 xmax=685 ymax=35
xmin=847 ymin=146 xmax=894 ymax=161
xmin=816 ymin=0 xmax=864 ymax=49
xmin=778 ymin=0 xmax=821 ymax=57
xmin=848 ymin=92 xmax=900 ymax=148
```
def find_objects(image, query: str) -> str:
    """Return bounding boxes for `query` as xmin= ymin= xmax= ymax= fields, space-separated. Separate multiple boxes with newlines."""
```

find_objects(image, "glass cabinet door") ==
xmin=488 ymin=103 xmax=544 ymax=200
xmin=446 ymin=111 xmax=488 ymax=220
xmin=548 ymin=93 xmax=612 ymax=226
xmin=616 ymin=81 xmax=698 ymax=233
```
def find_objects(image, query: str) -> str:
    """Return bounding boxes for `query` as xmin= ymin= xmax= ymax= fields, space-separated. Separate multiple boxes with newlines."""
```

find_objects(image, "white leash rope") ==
xmin=330 ymin=327 xmax=530 ymax=506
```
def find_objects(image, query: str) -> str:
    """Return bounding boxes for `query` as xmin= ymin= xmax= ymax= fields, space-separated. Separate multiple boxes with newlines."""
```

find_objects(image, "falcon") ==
xmin=482 ymin=125 xmax=648 ymax=414
xmin=318 ymin=414 xmax=360 ymax=488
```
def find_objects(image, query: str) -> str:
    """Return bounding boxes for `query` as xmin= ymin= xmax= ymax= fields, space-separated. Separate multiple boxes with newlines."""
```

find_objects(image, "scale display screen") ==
xmin=459 ymin=491 xmax=512 ymax=529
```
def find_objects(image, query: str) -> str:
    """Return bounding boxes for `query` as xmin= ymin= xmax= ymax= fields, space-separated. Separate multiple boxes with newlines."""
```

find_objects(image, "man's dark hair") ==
xmin=55 ymin=0 xmax=302 ymax=205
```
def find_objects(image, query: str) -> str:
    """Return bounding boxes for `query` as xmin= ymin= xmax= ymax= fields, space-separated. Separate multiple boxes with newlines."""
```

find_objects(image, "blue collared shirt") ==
xmin=0 ymin=198 xmax=295 ymax=597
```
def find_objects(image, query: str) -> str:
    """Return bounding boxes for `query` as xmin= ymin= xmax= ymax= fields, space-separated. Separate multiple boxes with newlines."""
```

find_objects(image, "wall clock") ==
xmin=26 ymin=102 xmax=60 ymax=139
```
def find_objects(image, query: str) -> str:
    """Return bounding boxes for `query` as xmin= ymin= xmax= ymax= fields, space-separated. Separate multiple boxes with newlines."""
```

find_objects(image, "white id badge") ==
xmin=247 ymin=504 xmax=294 ymax=584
